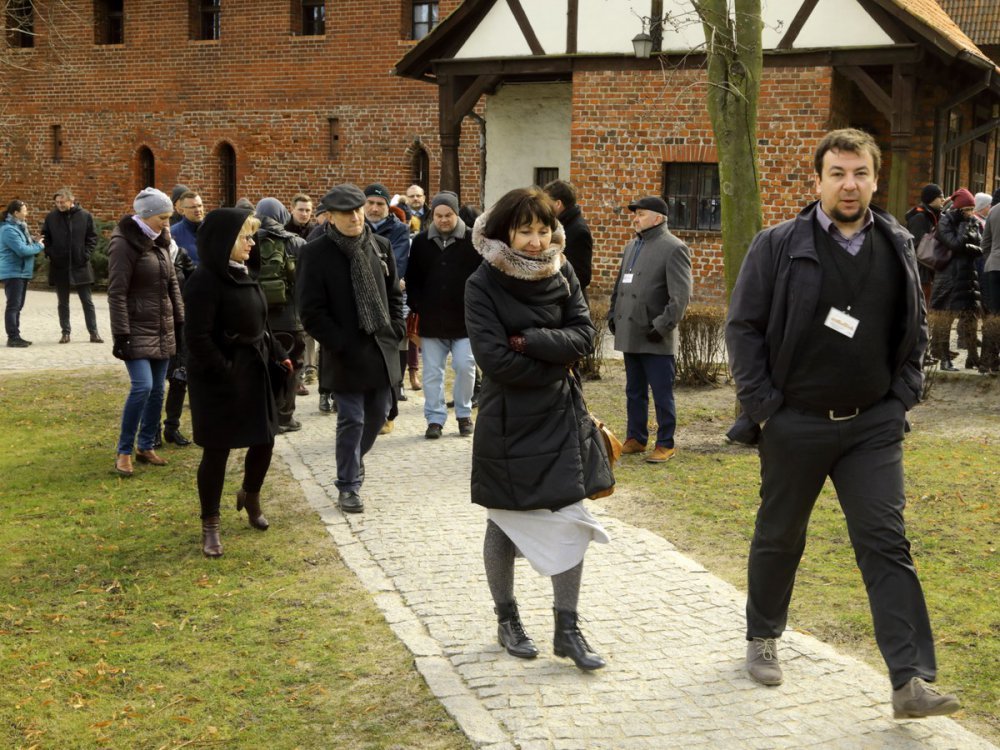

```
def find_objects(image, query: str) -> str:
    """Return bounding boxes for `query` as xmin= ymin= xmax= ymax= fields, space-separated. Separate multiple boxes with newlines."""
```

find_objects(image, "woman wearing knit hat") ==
xmin=929 ymin=187 xmax=983 ymax=370
xmin=107 ymin=188 xmax=185 ymax=477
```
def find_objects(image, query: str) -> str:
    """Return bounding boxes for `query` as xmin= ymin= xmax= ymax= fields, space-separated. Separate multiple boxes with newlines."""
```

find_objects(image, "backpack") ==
xmin=257 ymin=234 xmax=295 ymax=306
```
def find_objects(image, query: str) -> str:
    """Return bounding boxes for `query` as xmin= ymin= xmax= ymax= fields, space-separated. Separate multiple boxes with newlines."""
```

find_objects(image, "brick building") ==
xmin=0 ymin=1 xmax=475 ymax=221
xmin=396 ymin=0 xmax=1000 ymax=301
xmin=2 ymin=0 xmax=999 ymax=301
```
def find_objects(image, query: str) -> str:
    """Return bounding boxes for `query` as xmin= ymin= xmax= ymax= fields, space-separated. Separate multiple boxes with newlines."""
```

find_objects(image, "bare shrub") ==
xmin=677 ymin=304 xmax=728 ymax=386
xmin=581 ymin=296 xmax=609 ymax=381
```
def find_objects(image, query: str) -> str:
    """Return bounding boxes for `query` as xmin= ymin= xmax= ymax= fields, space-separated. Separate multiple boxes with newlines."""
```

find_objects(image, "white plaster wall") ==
xmin=483 ymin=82 xmax=572 ymax=210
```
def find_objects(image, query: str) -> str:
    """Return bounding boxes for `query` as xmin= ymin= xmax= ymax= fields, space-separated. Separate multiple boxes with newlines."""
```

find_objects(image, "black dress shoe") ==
xmin=164 ymin=429 xmax=192 ymax=446
xmin=940 ymin=359 xmax=959 ymax=372
xmin=7 ymin=338 xmax=30 ymax=348
xmin=338 ymin=490 xmax=364 ymax=513
xmin=319 ymin=392 xmax=333 ymax=413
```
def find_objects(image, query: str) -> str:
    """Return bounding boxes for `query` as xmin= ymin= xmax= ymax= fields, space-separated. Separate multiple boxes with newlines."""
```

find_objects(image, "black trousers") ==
xmin=746 ymin=397 xmax=936 ymax=689
xmin=273 ymin=330 xmax=305 ymax=425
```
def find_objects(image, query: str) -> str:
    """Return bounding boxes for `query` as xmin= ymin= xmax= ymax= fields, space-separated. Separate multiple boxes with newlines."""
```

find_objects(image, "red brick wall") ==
xmin=0 ymin=0 xmax=476 ymax=220
xmin=571 ymin=66 xmax=834 ymax=304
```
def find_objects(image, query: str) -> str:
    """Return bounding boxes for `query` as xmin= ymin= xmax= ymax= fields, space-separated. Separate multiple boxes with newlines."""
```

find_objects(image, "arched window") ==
xmin=218 ymin=142 xmax=236 ymax=207
xmin=138 ymin=147 xmax=155 ymax=190
xmin=411 ymin=145 xmax=430 ymax=194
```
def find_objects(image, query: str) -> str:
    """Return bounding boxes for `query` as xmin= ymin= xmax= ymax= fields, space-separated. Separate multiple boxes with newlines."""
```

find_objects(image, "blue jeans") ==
xmin=333 ymin=386 xmax=392 ymax=493
xmin=117 ymin=358 xmax=169 ymax=454
xmin=55 ymin=281 xmax=99 ymax=335
xmin=623 ymin=352 xmax=677 ymax=448
xmin=421 ymin=337 xmax=476 ymax=426
xmin=4 ymin=278 xmax=28 ymax=339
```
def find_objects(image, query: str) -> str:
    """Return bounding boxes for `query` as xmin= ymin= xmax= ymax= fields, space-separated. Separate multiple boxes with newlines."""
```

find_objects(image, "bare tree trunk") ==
xmin=692 ymin=0 xmax=763 ymax=301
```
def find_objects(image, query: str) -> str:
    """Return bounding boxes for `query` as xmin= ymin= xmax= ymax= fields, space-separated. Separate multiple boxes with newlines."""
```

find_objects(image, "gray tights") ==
xmin=483 ymin=519 xmax=583 ymax=612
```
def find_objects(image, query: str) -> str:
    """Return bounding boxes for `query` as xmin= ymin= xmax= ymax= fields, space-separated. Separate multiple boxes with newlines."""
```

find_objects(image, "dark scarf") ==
xmin=327 ymin=224 xmax=390 ymax=335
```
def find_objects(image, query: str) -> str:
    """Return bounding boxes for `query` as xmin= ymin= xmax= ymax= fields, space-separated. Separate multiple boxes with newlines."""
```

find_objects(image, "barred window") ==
xmin=94 ymin=0 xmax=124 ymax=44
xmin=412 ymin=1 xmax=439 ymax=41
xmin=191 ymin=0 xmax=221 ymax=41
xmin=6 ymin=0 xmax=34 ymax=48
xmin=662 ymin=163 xmax=721 ymax=231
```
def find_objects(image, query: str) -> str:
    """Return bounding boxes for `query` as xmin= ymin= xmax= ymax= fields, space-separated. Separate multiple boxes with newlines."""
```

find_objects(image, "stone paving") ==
xmin=7 ymin=290 xmax=996 ymax=749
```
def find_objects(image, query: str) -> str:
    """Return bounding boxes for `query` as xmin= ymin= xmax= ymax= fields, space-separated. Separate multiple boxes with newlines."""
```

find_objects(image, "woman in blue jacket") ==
xmin=0 ymin=200 xmax=44 ymax=347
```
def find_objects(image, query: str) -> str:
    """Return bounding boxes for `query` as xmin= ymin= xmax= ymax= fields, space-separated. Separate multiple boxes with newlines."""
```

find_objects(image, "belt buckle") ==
xmin=828 ymin=407 xmax=859 ymax=421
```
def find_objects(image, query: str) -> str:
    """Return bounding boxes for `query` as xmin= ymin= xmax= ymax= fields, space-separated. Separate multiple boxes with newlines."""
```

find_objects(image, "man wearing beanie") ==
xmin=364 ymin=182 xmax=411 ymax=424
xmin=981 ymin=187 xmax=1000 ymax=373
xmin=170 ymin=184 xmax=190 ymax=223
xmin=727 ymin=129 xmax=960 ymax=718
xmin=905 ymin=183 xmax=944 ymax=307
xmin=298 ymin=184 xmax=405 ymax=514
xmin=405 ymin=191 xmax=481 ymax=438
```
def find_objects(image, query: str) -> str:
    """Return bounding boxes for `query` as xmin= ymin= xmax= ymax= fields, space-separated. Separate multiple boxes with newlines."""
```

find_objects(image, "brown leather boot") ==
xmin=236 ymin=489 xmax=269 ymax=531
xmin=114 ymin=453 xmax=134 ymax=477
xmin=201 ymin=516 xmax=222 ymax=557
xmin=409 ymin=369 xmax=422 ymax=390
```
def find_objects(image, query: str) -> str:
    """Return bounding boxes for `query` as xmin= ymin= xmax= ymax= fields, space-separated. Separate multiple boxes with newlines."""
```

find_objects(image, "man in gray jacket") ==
xmin=979 ymin=190 xmax=1000 ymax=372
xmin=608 ymin=197 xmax=692 ymax=463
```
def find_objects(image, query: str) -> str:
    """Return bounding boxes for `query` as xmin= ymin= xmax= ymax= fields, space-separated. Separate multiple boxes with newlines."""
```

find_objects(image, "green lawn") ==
xmin=0 ymin=369 xmax=470 ymax=750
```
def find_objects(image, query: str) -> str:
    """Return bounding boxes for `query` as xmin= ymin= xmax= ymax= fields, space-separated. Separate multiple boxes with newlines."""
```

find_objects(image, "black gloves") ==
xmin=645 ymin=327 xmax=663 ymax=343
xmin=112 ymin=334 xmax=130 ymax=360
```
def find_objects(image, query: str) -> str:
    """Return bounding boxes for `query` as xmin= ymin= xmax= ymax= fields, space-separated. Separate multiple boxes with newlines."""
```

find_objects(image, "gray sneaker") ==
xmin=892 ymin=677 xmax=960 ymax=719
xmin=746 ymin=637 xmax=783 ymax=685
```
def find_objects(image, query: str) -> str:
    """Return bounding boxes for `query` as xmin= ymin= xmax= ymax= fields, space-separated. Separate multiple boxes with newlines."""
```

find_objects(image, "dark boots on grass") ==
xmin=201 ymin=516 xmax=222 ymax=558
xmin=495 ymin=602 xmax=605 ymax=670
xmin=236 ymin=489 xmax=269 ymax=530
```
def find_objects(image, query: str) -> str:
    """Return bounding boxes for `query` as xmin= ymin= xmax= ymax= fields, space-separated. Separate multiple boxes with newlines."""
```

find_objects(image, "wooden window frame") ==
xmin=662 ymin=162 xmax=722 ymax=232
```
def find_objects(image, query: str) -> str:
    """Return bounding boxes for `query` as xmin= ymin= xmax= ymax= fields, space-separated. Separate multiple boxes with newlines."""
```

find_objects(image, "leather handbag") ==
xmin=568 ymin=374 xmax=620 ymax=499
xmin=587 ymin=413 xmax=622 ymax=499
xmin=916 ymin=228 xmax=952 ymax=271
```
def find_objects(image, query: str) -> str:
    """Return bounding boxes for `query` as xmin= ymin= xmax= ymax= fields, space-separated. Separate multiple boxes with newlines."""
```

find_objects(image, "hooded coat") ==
xmin=183 ymin=208 xmax=284 ymax=449
xmin=465 ymin=214 xmax=613 ymax=512
xmin=42 ymin=205 xmax=98 ymax=286
xmin=930 ymin=208 xmax=982 ymax=312
xmin=297 ymin=225 xmax=405 ymax=393
xmin=106 ymin=216 xmax=184 ymax=360
xmin=254 ymin=198 xmax=305 ymax=333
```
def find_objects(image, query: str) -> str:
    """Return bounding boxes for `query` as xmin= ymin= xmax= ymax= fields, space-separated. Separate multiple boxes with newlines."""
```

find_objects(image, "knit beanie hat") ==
xmin=133 ymin=187 xmax=173 ymax=219
xmin=363 ymin=183 xmax=391 ymax=203
xmin=950 ymin=188 xmax=975 ymax=210
xmin=171 ymin=184 xmax=190 ymax=204
xmin=431 ymin=191 xmax=459 ymax=214
xmin=920 ymin=184 xmax=943 ymax=205
xmin=993 ymin=188 xmax=1000 ymax=207
xmin=974 ymin=192 xmax=992 ymax=213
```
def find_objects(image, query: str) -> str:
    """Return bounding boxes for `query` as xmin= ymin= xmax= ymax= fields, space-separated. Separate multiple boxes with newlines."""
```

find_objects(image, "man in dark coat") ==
xmin=298 ymin=184 xmax=405 ymax=514
xmin=726 ymin=128 xmax=958 ymax=719
xmin=904 ymin=183 xmax=943 ymax=308
xmin=608 ymin=196 xmax=692 ymax=464
xmin=42 ymin=187 xmax=102 ymax=344
xmin=170 ymin=191 xmax=205 ymax=265
xmin=544 ymin=180 xmax=593 ymax=292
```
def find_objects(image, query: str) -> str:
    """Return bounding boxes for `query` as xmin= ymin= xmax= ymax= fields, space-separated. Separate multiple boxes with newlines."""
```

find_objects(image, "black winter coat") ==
xmin=465 ymin=260 xmax=611 ymax=511
xmin=559 ymin=204 xmax=593 ymax=290
xmin=106 ymin=216 xmax=184 ymax=360
xmin=297 ymin=227 xmax=405 ymax=393
xmin=405 ymin=227 xmax=481 ymax=339
xmin=930 ymin=209 xmax=982 ymax=312
xmin=42 ymin=206 xmax=98 ymax=286
xmin=184 ymin=208 xmax=284 ymax=449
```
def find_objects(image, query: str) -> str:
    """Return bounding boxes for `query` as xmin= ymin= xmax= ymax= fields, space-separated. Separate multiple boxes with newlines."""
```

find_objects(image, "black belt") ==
xmin=783 ymin=396 xmax=882 ymax=421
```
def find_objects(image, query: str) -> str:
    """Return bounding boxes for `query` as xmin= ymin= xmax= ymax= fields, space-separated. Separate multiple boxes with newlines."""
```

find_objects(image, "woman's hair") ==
xmin=482 ymin=187 xmax=558 ymax=243
xmin=5 ymin=199 xmax=26 ymax=217
xmin=242 ymin=215 xmax=261 ymax=236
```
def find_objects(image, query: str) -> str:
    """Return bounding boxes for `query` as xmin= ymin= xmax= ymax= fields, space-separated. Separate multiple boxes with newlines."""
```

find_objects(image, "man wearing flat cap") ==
xmin=297 ymin=184 xmax=405 ymax=514
xmin=609 ymin=196 xmax=692 ymax=463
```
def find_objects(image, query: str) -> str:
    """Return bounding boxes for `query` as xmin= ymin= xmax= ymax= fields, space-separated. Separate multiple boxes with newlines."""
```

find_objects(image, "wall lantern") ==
xmin=632 ymin=17 xmax=653 ymax=59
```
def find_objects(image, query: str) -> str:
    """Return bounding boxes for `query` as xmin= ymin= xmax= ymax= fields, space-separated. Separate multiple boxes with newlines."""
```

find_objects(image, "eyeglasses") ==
xmin=238 ymin=234 xmax=255 ymax=244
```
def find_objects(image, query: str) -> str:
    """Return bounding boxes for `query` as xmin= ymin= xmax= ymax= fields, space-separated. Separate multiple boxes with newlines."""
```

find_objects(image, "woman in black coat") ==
xmin=930 ymin=188 xmax=983 ymax=370
xmin=466 ymin=187 xmax=613 ymax=671
xmin=183 ymin=208 xmax=289 ymax=557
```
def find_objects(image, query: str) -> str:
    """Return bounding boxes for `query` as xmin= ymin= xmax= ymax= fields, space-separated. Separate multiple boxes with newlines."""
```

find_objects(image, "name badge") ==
xmin=622 ymin=273 xmax=634 ymax=284
xmin=824 ymin=307 xmax=859 ymax=338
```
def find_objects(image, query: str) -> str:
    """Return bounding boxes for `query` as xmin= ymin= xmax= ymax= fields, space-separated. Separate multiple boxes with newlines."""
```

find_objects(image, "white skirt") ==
xmin=487 ymin=501 xmax=610 ymax=577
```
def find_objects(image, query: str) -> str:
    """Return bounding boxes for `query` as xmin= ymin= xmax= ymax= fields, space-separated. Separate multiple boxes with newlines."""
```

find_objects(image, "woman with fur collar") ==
xmin=465 ymin=187 xmax=613 ymax=671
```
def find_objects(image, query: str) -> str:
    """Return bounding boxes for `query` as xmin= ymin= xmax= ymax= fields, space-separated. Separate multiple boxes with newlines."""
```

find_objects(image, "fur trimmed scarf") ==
xmin=471 ymin=210 xmax=566 ymax=281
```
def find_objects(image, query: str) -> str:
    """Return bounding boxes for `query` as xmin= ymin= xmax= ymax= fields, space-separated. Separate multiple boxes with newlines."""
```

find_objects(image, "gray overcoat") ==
xmin=609 ymin=221 xmax=692 ymax=354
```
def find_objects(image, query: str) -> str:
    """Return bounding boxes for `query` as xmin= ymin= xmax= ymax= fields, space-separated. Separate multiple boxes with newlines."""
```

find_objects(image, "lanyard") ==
xmin=823 ymin=230 xmax=874 ymax=314
xmin=626 ymin=237 xmax=644 ymax=273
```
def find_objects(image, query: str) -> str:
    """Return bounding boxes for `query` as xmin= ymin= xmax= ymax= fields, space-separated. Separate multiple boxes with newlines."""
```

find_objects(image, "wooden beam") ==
xmin=888 ymin=63 xmax=916 ymax=220
xmin=776 ymin=0 xmax=819 ymax=50
xmin=438 ymin=74 xmax=462 ymax=198
xmin=449 ymin=73 xmax=503 ymax=130
xmin=943 ymin=118 xmax=1000 ymax=152
xmin=839 ymin=65 xmax=893 ymax=119
xmin=567 ymin=0 xmax=578 ymax=54
xmin=650 ymin=0 xmax=663 ymax=54
xmin=506 ymin=0 xmax=545 ymax=55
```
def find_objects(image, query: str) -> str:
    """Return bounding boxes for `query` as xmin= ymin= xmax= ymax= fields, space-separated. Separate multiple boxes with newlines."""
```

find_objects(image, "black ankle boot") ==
xmin=495 ymin=600 xmax=538 ymax=659
xmin=553 ymin=609 xmax=605 ymax=671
